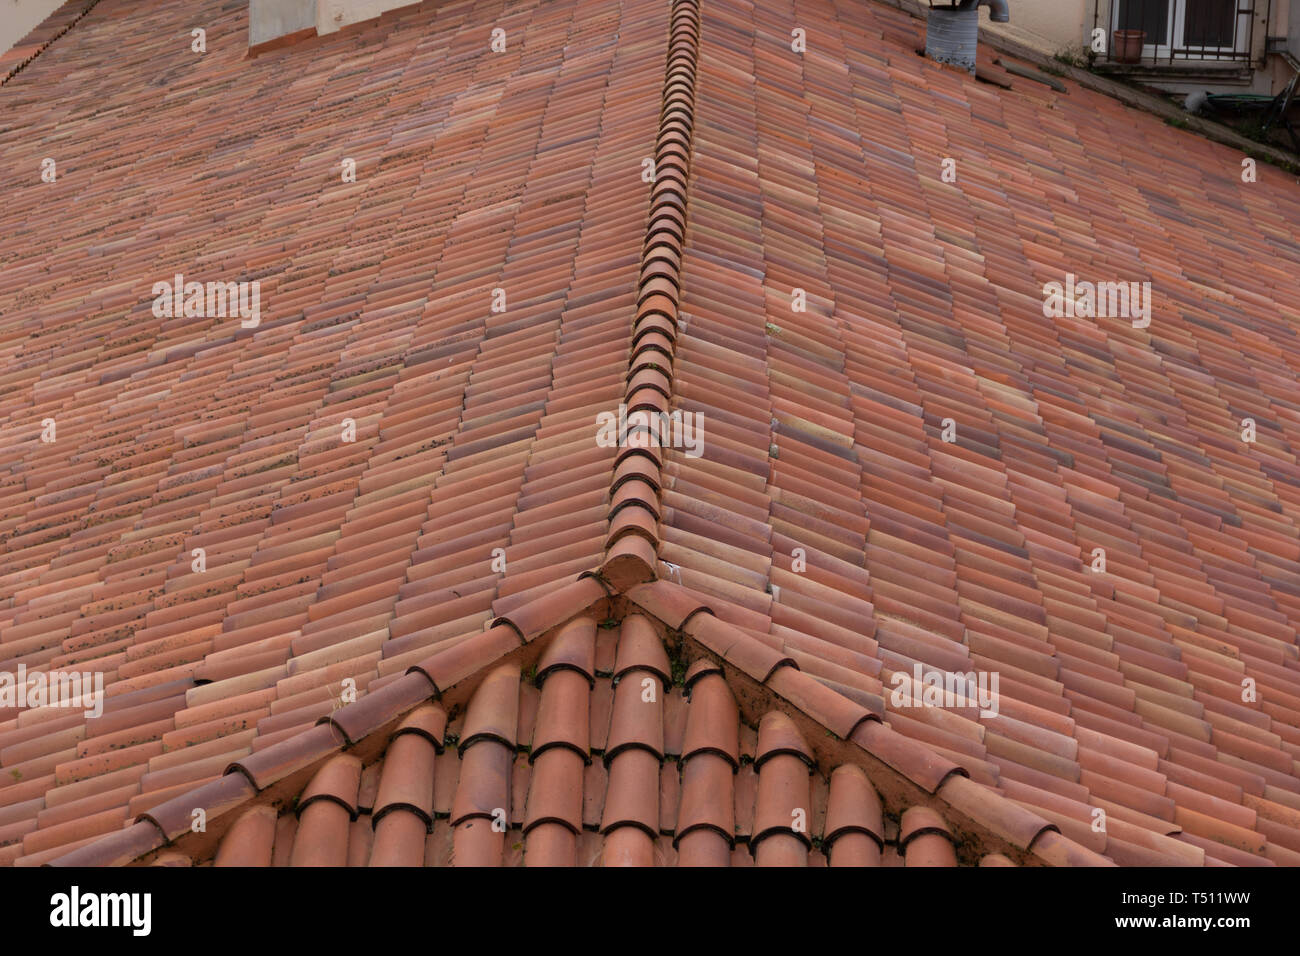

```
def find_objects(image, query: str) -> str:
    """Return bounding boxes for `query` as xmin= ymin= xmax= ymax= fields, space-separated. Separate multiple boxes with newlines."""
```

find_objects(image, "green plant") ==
xmin=670 ymin=652 xmax=688 ymax=687
xmin=1053 ymin=47 xmax=1089 ymax=69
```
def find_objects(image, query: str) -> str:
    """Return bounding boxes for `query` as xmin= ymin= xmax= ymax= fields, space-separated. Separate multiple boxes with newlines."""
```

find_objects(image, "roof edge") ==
xmin=628 ymin=580 xmax=1116 ymax=867
xmin=45 ymin=571 xmax=613 ymax=867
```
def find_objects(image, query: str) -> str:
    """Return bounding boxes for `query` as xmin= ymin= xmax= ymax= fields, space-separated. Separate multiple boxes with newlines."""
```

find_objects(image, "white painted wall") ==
xmin=251 ymin=0 xmax=422 ymax=47
xmin=1005 ymin=0 xmax=1290 ymax=56
xmin=996 ymin=0 xmax=1091 ymax=53
xmin=316 ymin=0 xmax=419 ymax=35
xmin=0 ymin=0 xmax=66 ymax=56
xmin=249 ymin=0 xmax=316 ymax=46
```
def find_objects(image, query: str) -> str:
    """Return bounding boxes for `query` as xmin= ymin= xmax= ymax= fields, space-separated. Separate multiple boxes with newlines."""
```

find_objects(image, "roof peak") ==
xmin=52 ymin=569 xmax=1112 ymax=867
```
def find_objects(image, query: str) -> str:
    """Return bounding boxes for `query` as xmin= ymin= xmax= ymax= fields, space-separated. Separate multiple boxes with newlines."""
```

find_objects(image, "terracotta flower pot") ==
xmin=1113 ymin=29 xmax=1146 ymax=64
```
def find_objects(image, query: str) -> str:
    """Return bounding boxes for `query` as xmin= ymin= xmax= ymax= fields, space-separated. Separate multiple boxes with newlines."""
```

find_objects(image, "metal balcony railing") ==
xmin=1094 ymin=0 xmax=1256 ymax=65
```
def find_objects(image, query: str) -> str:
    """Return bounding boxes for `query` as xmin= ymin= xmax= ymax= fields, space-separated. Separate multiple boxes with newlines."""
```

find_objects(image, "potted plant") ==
xmin=1112 ymin=29 xmax=1146 ymax=64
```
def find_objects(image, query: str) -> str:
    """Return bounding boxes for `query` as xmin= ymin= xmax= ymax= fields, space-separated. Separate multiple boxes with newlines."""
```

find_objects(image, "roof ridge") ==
xmin=82 ymin=568 xmax=1126 ymax=866
xmin=53 ymin=568 xmax=1117 ymax=867
xmin=47 ymin=573 xmax=613 ymax=866
xmin=624 ymin=578 xmax=1115 ymax=866
xmin=599 ymin=0 xmax=700 ymax=591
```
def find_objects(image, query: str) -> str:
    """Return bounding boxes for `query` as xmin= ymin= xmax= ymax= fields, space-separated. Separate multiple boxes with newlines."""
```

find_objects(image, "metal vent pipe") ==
xmin=958 ymin=0 xmax=1010 ymax=23
xmin=925 ymin=1 xmax=1010 ymax=74
xmin=926 ymin=6 xmax=980 ymax=72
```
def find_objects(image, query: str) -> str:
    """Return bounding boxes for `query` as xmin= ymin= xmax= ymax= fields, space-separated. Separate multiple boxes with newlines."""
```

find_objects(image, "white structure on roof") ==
xmin=249 ymin=0 xmax=422 ymax=49
xmin=0 ymin=0 xmax=64 ymax=57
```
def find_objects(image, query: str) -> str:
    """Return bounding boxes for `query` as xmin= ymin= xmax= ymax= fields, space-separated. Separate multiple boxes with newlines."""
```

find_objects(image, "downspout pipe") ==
xmin=956 ymin=0 xmax=1010 ymax=23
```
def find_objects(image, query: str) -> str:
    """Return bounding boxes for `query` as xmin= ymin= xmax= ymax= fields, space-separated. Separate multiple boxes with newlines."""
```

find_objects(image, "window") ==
xmin=1112 ymin=0 xmax=1249 ymax=59
xmin=1182 ymin=0 xmax=1237 ymax=48
xmin=1116 ymin=0 xmax=1169 ymax=43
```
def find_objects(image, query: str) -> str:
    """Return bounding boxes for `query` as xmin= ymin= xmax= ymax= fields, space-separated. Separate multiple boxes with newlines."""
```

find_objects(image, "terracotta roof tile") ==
xmin=83 ymin=609 xmax=1041 ymax=866
xmin=7 ymin=0 xmax=1300 ymax=870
